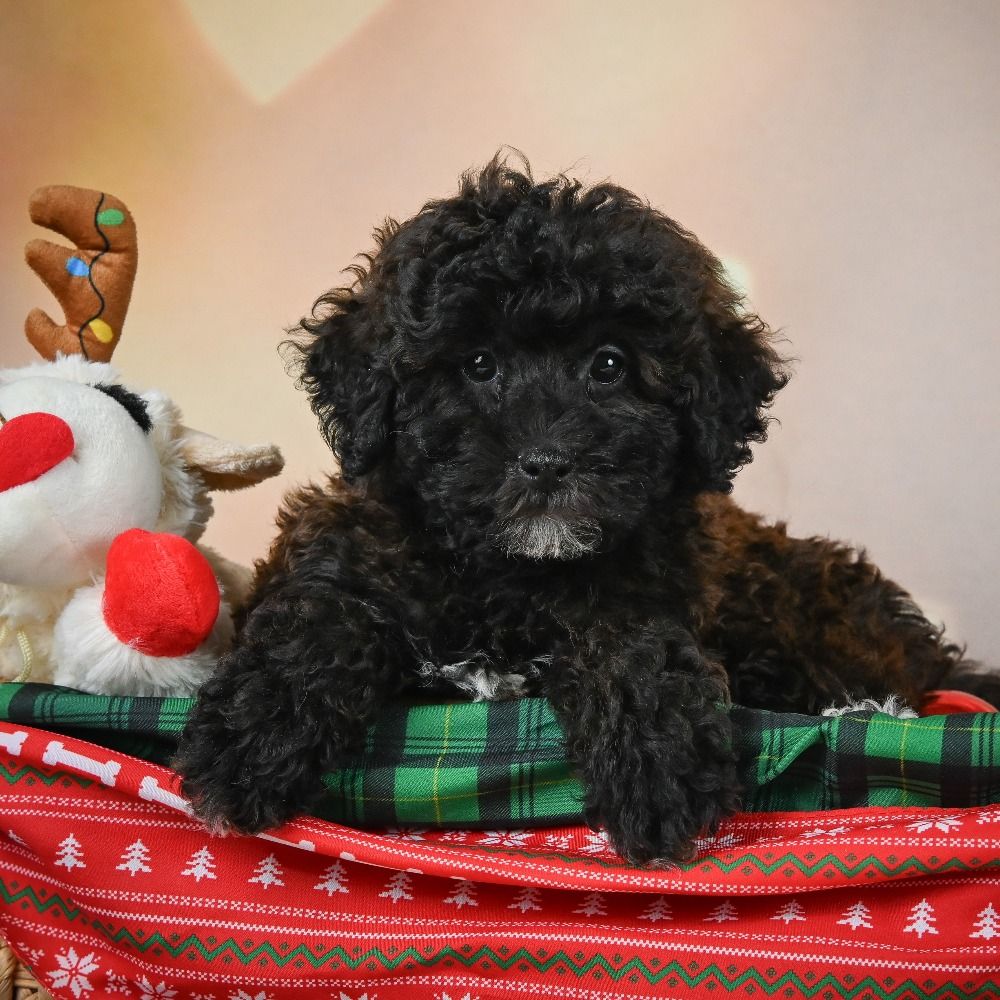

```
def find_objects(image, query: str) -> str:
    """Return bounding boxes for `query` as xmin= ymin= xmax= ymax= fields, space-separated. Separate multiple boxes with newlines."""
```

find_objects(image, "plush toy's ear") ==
xmin=681 ymin=273 xmax=789 ymax=492
xmin=178 ymin=427 xmax=284 ymax=492
xmin=293 ymin=291 xmax=396 ymax=479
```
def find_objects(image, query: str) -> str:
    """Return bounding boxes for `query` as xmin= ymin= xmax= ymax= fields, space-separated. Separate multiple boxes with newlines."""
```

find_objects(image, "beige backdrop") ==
xmin=2 ymin=0 xmax=997 ymax=659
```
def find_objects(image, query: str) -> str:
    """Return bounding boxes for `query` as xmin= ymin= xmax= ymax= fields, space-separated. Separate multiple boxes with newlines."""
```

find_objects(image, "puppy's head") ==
xmin=291 ymin=155 xmax=788 ymax=559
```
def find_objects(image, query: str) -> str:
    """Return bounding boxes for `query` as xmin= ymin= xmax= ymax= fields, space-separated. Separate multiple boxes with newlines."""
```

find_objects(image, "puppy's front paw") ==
xmin=172 ymin=669 xmax=322 ymax=835
xmin=173 ymin=731 xmax=300 ymax=836
xmin=585 ymin=712 xmax=740 ymax=865
xmin=602 ymin=758 xmax=738 ymax=865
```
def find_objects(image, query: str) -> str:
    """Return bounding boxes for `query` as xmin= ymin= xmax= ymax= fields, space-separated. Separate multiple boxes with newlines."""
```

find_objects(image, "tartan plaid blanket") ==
xmin=0 ymin=683 xmax=998 ymax=827
xmin=0 ymin=721 xmax=998 ymax=999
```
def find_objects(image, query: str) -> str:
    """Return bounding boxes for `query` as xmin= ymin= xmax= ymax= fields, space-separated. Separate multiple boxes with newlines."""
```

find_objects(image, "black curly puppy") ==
xmin=174 ymin=155 xmax=969 ymax=863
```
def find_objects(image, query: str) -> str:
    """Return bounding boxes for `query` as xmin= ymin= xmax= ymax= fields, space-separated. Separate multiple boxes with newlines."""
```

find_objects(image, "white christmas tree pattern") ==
xmin=135 ymin=978 xmax=177 ymax=999
xmin=704 ymin=900 xmax=739 ymax=922
xmin=49 ymin=948 xmax=99 ymax=997
xmin=771 ymin=900 xmax=806 ymax=924
xmin=54 ymin=833 xmax=86 ymax=871
xmin=639 ymin=896 xmax=673 ymax=922
xmin=509 ymin=887 xmax=543 ymax=912
xmin=248 ymin=854 xmax=285 ymax=890
xmin=970 ymin=903 xmax=1000 ymax=940
xmin=574 ymin=892 xmax=607 ymax=917
xmin=315 ymin=861 xmax=351 ymax=896
xmin=180 ymin=846 xmax=217 ymax=882
xmin=116 ymin=839 xmax=152 ymax=877
xmin=837 ymin=901 xmax=873 ymax=930
xmin=379 ymin=871 xmax=414 ymax=904
xmin=7 ymin=829 xmax=28 ymax=847
xmin=903 ymin=899 xmax=938 ymax=938
xmin=443 ymin=879 xmax=479 ymax=908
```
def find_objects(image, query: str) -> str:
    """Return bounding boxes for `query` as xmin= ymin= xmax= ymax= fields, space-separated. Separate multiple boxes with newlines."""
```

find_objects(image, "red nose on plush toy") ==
xmin=103 ymin=529 xmax=221 ymax=657
xmin=0 ymin=411 xmax=75 ymax=493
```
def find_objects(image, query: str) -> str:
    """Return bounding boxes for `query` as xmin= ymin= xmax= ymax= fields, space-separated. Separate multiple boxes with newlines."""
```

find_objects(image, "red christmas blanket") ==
xmin=1 ymin=722 xmax=998 ymax=999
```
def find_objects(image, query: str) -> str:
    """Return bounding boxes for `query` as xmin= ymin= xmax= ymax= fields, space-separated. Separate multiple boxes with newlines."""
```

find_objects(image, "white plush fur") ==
xmin=0 ymin=355 xmax=277 ymax=694
xmin=52 ymin=581 xmax=233 ymax=697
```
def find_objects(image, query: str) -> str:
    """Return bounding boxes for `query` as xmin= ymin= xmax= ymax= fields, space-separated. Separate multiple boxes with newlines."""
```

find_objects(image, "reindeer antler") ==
xmin=24 ymin=185 xmax=138 ymax=362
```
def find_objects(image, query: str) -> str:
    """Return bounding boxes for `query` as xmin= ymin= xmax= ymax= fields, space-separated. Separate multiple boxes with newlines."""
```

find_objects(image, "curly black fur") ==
xmin=174 ymin=153 xmax=969 ymax=864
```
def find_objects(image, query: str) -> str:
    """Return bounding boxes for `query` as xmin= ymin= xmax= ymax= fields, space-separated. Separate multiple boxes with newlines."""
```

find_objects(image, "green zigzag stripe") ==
xmin=459 ymin=843 xmax=1000 ymax=878
xmin=78 ymin=921 xmax=994 ymax=997
xmin=0 ymin=762 xmax=94 ymax=789
xmin=0 ymin=881 xmax=81 ymax=919
xmin=2 ymin=882 xmax=994 ymax=997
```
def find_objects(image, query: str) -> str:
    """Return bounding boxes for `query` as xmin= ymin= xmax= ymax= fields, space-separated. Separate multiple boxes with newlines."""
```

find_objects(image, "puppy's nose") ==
xmin=518 ymin=448 xmax=575 ymax=492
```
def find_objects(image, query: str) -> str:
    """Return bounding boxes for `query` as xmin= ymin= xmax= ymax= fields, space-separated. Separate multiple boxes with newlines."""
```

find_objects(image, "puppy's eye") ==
xmin=463 ymin=350 xmax=499 ymax=383
xmin=589 ymin=348 xmax=626 ymax=385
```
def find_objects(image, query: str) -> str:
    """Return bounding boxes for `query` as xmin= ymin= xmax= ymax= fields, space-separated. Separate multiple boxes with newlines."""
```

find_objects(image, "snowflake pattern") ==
xmin=801 ymin=825 xmax=849 ymax=839
xmin=229 ymin=992 xmax=274 ymax=1000
xmin=906 ymin=815 xmax=963 ymax=834
xmin=439 ymin=830 xmax=469 ymax=843
xmin=15 ymin=941 xmax=44 ymax=967
xmin=542 ymin=833 xmax=571 ymax=852
xmin=694 ymin=830 xmax=740 ymax=852
xmin=190 ymin=994 xmax=217 ymax=1000
xmin=106 ymin=970 xmax=133 ymax=994
xmin=336 ymin=993 xmax=377 ymax=1000
xmin=435 ymin=993 xmax=480 ymax=1000
xmin=383 ymin=827 xmax=427 ymax=841
xmin=136 ymin=977 xmax=178 ymax=999
xmin=478 ymin=829 xmax=530 ymax=849
xmin=49 ymin=948 xmax=99 ymax=998
xmin=579 ymin=830 xmax=613 ymax=855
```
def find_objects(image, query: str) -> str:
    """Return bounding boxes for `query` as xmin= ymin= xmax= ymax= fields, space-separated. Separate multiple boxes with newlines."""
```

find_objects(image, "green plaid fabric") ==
xmin=1 ymin=683 xmax=997 ymax=827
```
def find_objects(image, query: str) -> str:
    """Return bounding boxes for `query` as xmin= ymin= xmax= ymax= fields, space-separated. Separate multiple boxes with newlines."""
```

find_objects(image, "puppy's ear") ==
xmin=681 ymin=273 xmax=788 ymax=492
xmin=292 ymin=292 xmax=396 ymax=479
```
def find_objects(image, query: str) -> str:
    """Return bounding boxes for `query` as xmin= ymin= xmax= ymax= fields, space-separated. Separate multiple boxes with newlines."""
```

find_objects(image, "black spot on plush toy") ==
xmin=175 ymin=155 xmax=978 ymax=863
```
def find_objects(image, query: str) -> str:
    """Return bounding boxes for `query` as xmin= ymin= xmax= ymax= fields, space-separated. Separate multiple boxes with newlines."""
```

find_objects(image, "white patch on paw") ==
xmin=419 ymin=654 xmax=549 ymax=701
xmin=821 ymin=695 xmax=918 ymax=718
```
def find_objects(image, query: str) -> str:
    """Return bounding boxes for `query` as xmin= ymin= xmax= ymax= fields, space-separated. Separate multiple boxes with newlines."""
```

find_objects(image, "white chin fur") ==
xmin=497 ymin=515 xmax=601 ymax=561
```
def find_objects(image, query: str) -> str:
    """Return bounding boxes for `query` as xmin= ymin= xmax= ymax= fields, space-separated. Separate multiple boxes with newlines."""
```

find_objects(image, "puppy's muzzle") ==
xmin=517 ymin=447 xmax=575 ymax=494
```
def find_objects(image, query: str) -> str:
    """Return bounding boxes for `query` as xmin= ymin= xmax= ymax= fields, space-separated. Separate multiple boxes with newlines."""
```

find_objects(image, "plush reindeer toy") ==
xmin=0 ymin=185 xmax=283 ymax=696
